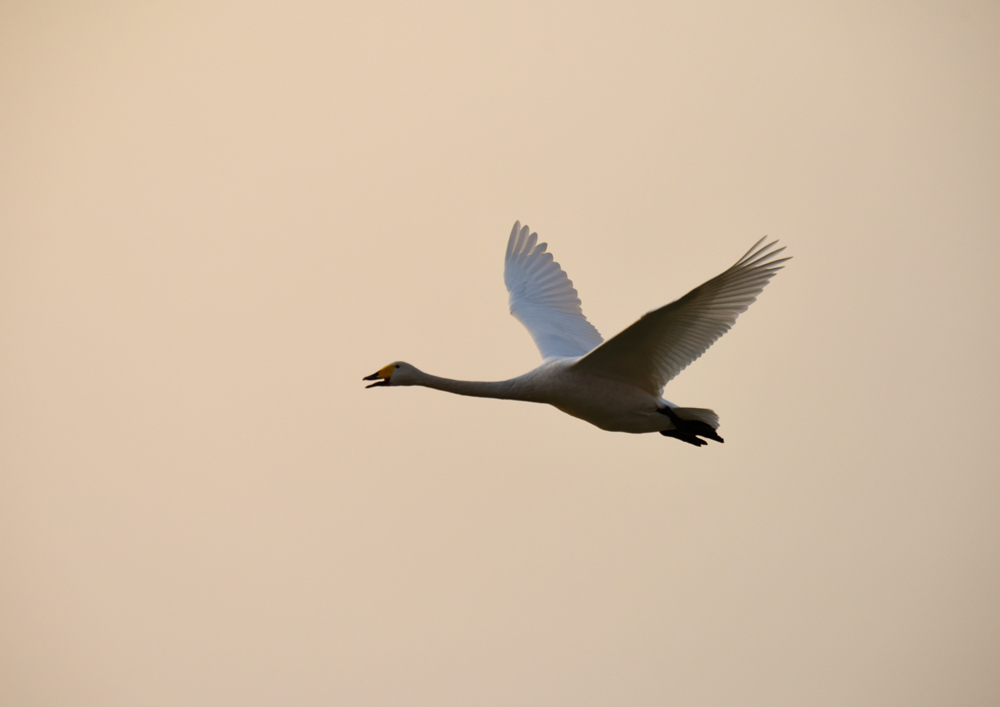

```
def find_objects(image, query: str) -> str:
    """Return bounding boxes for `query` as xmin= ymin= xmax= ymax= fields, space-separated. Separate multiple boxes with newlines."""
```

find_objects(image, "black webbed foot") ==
xmin=657 ymin=406 xmax=724 ymax=445
xmin=659 ymin=429 xmax=708 ymax=446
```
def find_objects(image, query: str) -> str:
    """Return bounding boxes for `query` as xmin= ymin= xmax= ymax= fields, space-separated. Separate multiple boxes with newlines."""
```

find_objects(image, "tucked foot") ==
xmin=659 ymin=429 xmax=708 ymax=446
xmin=657 ymin=406 xmax=724 ymax=445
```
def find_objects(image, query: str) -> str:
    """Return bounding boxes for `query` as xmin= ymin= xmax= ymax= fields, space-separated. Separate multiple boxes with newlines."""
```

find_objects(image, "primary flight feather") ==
xmin=364 ymin=221 xmax=789 ymax=446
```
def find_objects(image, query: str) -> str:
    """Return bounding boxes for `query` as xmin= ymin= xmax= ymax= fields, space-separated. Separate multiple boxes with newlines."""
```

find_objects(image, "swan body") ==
xmin=365 ymin=222 xmax=789 ymax=446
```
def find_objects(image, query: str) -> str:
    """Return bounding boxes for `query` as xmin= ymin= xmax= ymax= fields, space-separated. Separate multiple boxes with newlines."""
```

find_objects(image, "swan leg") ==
xmin=657 ymin=406 xmax=724 ymax=445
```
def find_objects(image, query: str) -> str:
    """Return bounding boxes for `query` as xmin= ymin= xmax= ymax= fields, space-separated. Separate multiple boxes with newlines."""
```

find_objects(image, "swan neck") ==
xmin=416 ymin=371 xmax=528 ymax=400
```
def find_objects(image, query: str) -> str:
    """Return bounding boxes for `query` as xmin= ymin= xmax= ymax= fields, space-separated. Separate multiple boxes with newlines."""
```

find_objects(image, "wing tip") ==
xmin=506 ymin=220 xmax=540 ymax=259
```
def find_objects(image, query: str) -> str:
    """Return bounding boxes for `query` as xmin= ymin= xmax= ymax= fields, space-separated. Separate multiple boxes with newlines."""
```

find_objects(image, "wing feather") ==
xmin=572 ymin=237 xmax=789 ymax=395
xmin=504 ymin=222 xmax=604 ymax=359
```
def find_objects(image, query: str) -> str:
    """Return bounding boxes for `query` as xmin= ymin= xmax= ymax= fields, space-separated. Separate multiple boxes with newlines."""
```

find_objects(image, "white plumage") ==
xmin=364 ymin=221 xmax=789 ymax=446
xmin=504 ymin=225 xmax=603 ymax=359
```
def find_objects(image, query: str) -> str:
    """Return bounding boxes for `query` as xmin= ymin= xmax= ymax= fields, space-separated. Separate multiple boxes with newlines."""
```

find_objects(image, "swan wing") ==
xmin=504 ymin=221 xmax=604 ymax=360
xmin=573 ymin=237 xmax=789 ymax=395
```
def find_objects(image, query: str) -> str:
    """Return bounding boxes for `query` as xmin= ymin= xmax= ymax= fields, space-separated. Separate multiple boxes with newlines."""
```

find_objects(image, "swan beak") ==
xmin=363 ymin=364 xmax=394 ymax=388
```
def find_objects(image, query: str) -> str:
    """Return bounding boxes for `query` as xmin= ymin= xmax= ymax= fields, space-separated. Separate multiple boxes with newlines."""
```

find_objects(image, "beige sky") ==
xmin=2 ymin=1 xmax=999 ymax=705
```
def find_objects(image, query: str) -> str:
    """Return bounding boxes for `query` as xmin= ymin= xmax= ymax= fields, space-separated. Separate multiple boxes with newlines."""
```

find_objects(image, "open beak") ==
xmin=363 ymin=366 xmax=393 ymax=388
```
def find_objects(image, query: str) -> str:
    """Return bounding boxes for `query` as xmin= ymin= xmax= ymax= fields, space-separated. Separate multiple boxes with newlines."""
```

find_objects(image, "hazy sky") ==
xmin=2 ymin=2 xmax=999 ymax=705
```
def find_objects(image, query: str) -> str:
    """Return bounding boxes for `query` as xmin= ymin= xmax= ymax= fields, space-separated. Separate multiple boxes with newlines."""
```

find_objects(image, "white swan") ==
xmin=364 ymin=222 xmax=789 ymax=446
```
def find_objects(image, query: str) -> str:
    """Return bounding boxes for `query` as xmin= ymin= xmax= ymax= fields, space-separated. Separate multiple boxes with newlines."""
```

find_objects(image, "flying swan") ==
xmin=364 ymin=222 xmax=789 ymax=446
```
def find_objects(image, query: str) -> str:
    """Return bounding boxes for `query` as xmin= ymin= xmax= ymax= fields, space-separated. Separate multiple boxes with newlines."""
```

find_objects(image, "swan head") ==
xmin=363 ymin=361 xmax=419 ymax=388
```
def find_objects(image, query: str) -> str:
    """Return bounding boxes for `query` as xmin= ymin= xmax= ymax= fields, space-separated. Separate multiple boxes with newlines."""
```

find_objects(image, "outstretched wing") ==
xmin=573 ymin=237 xmax=789 ymax=395
xmin=504 ymin=221 xmax=603 ymax=360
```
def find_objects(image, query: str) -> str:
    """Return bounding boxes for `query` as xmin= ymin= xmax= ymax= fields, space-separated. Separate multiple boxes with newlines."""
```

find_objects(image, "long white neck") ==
xmin=412 ymin=370 xmax=540 ymax=402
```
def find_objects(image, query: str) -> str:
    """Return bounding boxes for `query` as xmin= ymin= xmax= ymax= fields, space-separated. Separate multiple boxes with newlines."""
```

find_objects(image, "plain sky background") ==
xmin=2 ymin=1 xmax=999 ymax=705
